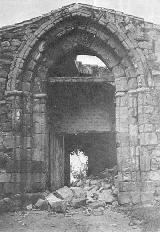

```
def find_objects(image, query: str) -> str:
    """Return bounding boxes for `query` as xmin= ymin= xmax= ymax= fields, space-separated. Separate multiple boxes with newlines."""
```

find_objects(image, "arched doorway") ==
xmin=6 ymin=3 xmax=149 ymax=204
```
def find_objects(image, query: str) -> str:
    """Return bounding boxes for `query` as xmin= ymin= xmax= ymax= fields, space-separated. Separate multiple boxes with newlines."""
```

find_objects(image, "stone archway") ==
xmin=5 ymin=3 xmax=151 ymax=204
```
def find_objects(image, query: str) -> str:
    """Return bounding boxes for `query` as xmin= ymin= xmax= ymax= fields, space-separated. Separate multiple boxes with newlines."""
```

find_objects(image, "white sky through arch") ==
xmin=77 ymin=55 xmax=106 ymax=67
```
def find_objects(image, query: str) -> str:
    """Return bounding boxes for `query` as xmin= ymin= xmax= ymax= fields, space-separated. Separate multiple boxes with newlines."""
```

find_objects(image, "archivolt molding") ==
xmin=6 ymin=3 xmax=150 ymax=92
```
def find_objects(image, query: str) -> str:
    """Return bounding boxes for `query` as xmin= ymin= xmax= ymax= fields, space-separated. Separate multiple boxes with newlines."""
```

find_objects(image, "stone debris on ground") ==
xmin=33 ymin=165 xmax=118 ymax=214
xmin=35 ymin=198 xmax=48 ymax=211
xmin=0 ymin=166 xmax=118 ymax=215
xmin=70 ymin=198 xmax=86 ymax=208
xmin=26 ymin=204 xmax=32 ymax=210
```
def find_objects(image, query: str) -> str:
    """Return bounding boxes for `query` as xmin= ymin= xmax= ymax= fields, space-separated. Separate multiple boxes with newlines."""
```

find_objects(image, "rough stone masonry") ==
xmin=0 ymin=3 xmax=160 ymax=205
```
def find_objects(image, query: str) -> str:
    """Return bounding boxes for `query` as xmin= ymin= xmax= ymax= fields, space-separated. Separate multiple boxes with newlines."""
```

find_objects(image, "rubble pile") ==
xmin=0 ymin=166 xmax=118 ymax=214
xmin=33 ymin=166 xmax=118 ymax=213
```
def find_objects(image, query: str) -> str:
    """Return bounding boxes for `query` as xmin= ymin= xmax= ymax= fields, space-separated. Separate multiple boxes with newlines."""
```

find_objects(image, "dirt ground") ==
xmin=0 ymin=207 xmax=141 ymax=232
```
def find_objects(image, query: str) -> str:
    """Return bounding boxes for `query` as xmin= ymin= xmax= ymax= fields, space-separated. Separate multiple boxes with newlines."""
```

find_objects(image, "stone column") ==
xmin=5 ymin=90 xmax=24 ymax=193
xmin=128 ymin=90 xmax=141 ymax=204
xmin=137 ymin=87 xmax=159 ymax=203
xmin=32 ymin=93 xmax=48 ymax=191
xmin=116 ymin=90 xmax=140 ymax=204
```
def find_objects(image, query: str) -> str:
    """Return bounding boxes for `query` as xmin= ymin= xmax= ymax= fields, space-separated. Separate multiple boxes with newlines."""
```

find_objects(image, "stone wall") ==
xmin=48 ymin=82 xmax=115 ymax=134
xmin=0 ymin=3 xmax=160 ymax=204
xmin=117 ymin=26 xmax=160 ymax=205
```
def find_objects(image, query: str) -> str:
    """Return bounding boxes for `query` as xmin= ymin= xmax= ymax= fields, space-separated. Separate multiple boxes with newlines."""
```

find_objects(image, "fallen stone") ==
xmin=112 ymin=186 xmax=118 ymax=196
xmin=112 ymin=201 xmax=119 ymax=208
xmin=86 ymin=197 xmax=95 ymax=204
xmin=101 ymin=183 xmax=111 ymax=190
xmin=87 ymin=186 xmax=99 ymax=200
xmin=98 ymin=189 xmax=115 ymax=203
xmin=83 ymin=208 xmax=92 ymax=216
xmin=50 ymin=200 xmax=67 ymax=213
xmin=26 ymin=204 xmax=32 ymax=210
xmin=90 ymin=179 xmax=100 ymax=186
xmin=93 ymin=207 xmax=104 ymax=215
xmin=111 ymin=224 xmax=117 ymax=227
xmin=70 ymin=187 xmax=86 ymax=199
xmin=85 ymin=179 xmax=90 ymax=186
xmin=1 ymin=41 xmax=10 ymax=47
xmin=84 ymin=185 xmax=95 ymax=191
xmin=56 ymin=186 xmax=73 ymax=202
xmin=131 ymin=219 xmax=142 ymax=226
xmin=70 ymin=198 xmax=86 ymax=208
xmin=43 ymin=190 xmax=51 ymax=198
xmin=11 ymin=39 xmax=21 ymax=47
xmin=35 ymin=198 xmax=48 ymax=210
xmin=89 ymin=200 xmax=106 ymax=209
xmin=92 ymin=192 xmax=99 ymax=200
xmin=46 ymin=193 xmax=67 ymax=213
xmin=129 ymin=221 xmax=135 ymax=226
xmin=46 ymin=193 xmax=61 ymax=205
xmin=3 ymin=197 xmax=12 ymax=204
xmin=76 ymin=180 xmax=83 ymax=187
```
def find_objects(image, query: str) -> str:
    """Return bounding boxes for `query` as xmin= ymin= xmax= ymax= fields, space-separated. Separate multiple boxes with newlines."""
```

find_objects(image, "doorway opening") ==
xmin=64 ymin=132 xmax=116 ymax=187
xmin=70 ymin=149 xmax=88 ymax=185
xmin=47 ymin=51 xmax=116 ymax=190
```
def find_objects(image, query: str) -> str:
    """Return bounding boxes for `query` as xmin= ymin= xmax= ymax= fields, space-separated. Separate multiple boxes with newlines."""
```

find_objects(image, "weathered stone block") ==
xmin=151 ymin=157 xmax=160 ymax=170
xmin=98 ymin=189 xmax=115 ymax=203
xmin=3 ymin=132 xmax=14 ymax=149
xmin=33 ymin=121 xmax=46 ymax=134
xmin=23 ymin=136 xmax=32 ymax=148
xmin=139 ymin=124 xmax=154 ymax=133
xmin=116 ymin=132 xmax=129 ymax=146
xmin=121 ymin=172 xmax=132 ymax=182
xmin=35 ymin=198 xmax=48 ymax=210
xmin=33 ymin=104 xmax=46 ymax=113
xmin=112 ymin=65 xmax=125 ymax=77
xmin=130 ymin=191 xmax=141 ymax=204
xmin=70 ymin=187 xmax=86 ymax=199
xmin=70 ymin=198 xmax=86 ymax=208
xmin=23 ymin=71 xmax=33 ymax=82
xmin=118 ymin=192 xmax=131 ymax=205
xmin=0 ymin=173 xmax=11 ymax=182
xmin=141 ymin=191 xmax=154 ymax=204
xmin=46 ymin=193 xmax=67 ymax=213
xmin=0 ymin=70 xmax=8 ymax=78
xmin=28 ymin=60 xmax=36 ymax=71
xmin=33 ymin=113 xmax=46 ymax=123
xmin=33 ymin=51 xmax=41 ymax=61
xmin=56 ymin=186 xmax=73 ymax=202
xmin=115 ymin=77 xmax=127 ymax=91
xmin=116 ymin=122 xmax=128 ymax=132
xmin=33 ymin=134 xmax=47 ymax=161
xmin=148 ymin=171 xmax=160 ymax=181
xmin=1 ymin=41 xmax=10 ymax=47
xmin=120 ymin=181 xmax=139 ymax=192
xmin=140 ymin=133 xmax=158 ymax=145
xmin=11 ymin=39 xmax=21 ymax=47
xmin=128 ymin=78 xmax=137 ymax=90
xmin=129 ymin=124 xmax=138 ymax=145
xmin=22 ymin=82 xmax=31 ymax=92
xmin=140 ymin=154 xmax=151 ymax=171
xmin=120 ymin=95 xmax=128 ymax=107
